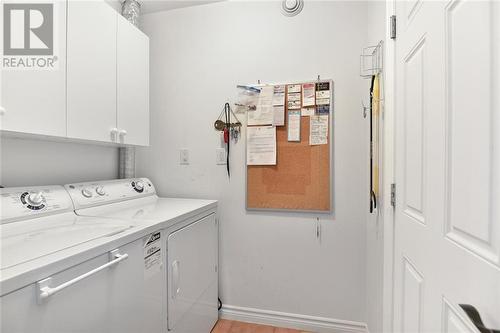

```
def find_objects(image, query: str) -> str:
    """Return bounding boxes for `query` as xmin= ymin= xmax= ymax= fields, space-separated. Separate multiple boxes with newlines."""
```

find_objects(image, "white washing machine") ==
xmin=0 ymin=185 xmax=164 ymax=333
xmin=64 ymin=178 xmax=219 ymax=333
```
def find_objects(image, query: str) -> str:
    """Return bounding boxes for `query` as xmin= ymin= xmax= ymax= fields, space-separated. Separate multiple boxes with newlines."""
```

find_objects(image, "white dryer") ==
xmin=0 ymin=185 xmax=164 ymax=333
xmin=64 ymin=178 xmax=219 ymax=333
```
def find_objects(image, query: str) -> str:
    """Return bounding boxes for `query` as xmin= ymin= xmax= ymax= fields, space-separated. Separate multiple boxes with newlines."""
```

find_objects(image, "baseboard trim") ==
xmin=219 ymin=304 xmax=368 ymax=333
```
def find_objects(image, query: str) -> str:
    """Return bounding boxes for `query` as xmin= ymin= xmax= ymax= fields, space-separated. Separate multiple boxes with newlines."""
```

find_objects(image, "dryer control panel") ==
xmin=65 ymin=178 xmax=156 ymax=210
xmin=0 ymin=186 xmax=74 ymax=224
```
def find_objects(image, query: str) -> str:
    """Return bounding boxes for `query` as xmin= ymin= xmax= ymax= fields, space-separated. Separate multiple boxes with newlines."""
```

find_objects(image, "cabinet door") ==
xmin=117 ymin=15 xmax=149 ymax=146
xmin=167 ymin=214 xmax=218 ymax=333
xmin=67 ymin=1 xmax=117 ymax=143
xmin=0 ymin=1 xmax=66 ymax=136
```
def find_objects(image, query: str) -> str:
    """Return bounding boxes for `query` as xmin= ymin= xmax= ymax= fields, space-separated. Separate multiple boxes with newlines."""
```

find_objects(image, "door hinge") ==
xmin=391 ymin=183 xmax=396 ymax=208
xmin=390 ymin=15 xmax=397 ymax=39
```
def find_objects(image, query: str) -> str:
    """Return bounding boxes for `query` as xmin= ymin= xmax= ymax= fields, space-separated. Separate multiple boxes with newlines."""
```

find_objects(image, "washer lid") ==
xmin=76 ymin=197 xmax=217 ymax=226
xmin=0 ymin=213 xmax=131 ymax=270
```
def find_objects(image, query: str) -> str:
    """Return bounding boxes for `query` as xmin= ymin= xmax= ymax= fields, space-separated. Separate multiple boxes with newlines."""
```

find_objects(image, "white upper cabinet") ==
xmin=117 ymin=15 xmax=150 ymax=146
xmin=1 ymin=1 xmax=67 ymax=137
xmin=1 ymin=0 xmax=149 ymax=146
xmin=67 ymin=1 xmax=117 ymax=143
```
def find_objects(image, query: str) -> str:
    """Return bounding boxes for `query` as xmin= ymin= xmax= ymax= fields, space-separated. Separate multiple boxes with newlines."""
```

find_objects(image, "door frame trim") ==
xmin=382 ymin=0 xmax=397 ymax=332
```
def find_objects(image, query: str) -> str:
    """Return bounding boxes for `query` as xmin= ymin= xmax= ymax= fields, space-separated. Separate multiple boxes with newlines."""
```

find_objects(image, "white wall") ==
xmin=137 ymin=0 xmax=370 ymax=324
xmin=0 ymin=137 xmax=119 ymax=187
xmin=364 ymin=2 xmax=386 ymax=332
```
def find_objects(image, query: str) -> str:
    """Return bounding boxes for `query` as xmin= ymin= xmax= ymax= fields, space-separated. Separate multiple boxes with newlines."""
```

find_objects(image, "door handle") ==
xmin=171 ymin=260 xmax=180 ymax=299
xmin=459 ymin=304 xmax=500 ymax=333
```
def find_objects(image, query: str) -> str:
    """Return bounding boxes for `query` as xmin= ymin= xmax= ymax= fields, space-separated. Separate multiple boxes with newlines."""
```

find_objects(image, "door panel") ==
xmin=67 ymin=1 xmax=117 ymax=142
xmin=167 ymin=214 xmax=218 ymax=332
xmin=444 ymin=0 xmax=499 ymax=265
xmin=117 ymin=15 xmax=149 ymax=146
xmin=403 ymin=36 xmax=426 ymax=224
xmin=394 ymin=1 xmax=500 ymax=332
xmin=401 ymin=257 xmax=424 ymax=333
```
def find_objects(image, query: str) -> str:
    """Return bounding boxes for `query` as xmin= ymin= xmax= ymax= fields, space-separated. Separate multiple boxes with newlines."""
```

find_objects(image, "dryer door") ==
xmin=167 ymin=213 xmax=218 ymax=332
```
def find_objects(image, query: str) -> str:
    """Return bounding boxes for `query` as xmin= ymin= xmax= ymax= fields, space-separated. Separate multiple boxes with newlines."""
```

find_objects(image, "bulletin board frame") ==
xmin=245 ymin=79 xmax=334 ymax=213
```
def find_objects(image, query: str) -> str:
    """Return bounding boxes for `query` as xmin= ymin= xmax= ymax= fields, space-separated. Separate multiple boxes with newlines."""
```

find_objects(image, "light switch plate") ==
xmin=216 ymin=148 xmax=226 ymax=165
xmin=180 ymin=149 xmax=189 ymax=165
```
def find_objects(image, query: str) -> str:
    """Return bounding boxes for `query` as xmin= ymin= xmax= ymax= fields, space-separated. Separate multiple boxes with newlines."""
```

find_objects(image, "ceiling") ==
xmin=140 ymin=0 xmax=224 ymax=14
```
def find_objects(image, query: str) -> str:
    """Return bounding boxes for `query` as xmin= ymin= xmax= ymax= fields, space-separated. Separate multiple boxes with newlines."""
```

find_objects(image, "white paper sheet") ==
xmin=273 ymin=105 xmax=285 ymax=126
xmin=287 ymin=84 xmax=301 ymax=93
xmin=309 ymin=115 xmax=329 ymax=145
xmin=247 ymin=126 xmax=277 ymax=165
xmin=302 ymin=83 xmax=315 ymax=107
xmin=301 ymin=107 xmax=315 ymax=116
xmin=316 ymin=90 xmax=330 ymax=99
xmin=247 ymin=86 xmax=274 ymax=125
xmin=273 ymin=85 xmax=285 ymax=106
xmin=287 ymin=111 xmax=301 ymax=142
xmin=316 ymin=98 xmax=330 ymax=106
xmin=287 ymin=92 xmax=301 ymax=110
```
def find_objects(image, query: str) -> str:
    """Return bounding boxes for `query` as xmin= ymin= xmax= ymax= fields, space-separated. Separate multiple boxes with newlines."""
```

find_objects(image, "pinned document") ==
xmin=247 ymin=126 xmax=277 ymax=165
xmin=310 ymin=115 xmax=328 ymax=145
xmin=302 ymin=83 xmax=315 ymax=107
xmin=301 ymin=107 xmax=315 ymax=117
xmin=273 ymin=105 xmax=285 ymax=126
xmin=287 ymin=110 xmax=301 ymax=142
xmin=273 ymin=85 xmax=285 ymax=106
xmin=248 ymin=86 xmax=274 ymax=125
xmin=287 ymin=84 xmax=301 ymax=110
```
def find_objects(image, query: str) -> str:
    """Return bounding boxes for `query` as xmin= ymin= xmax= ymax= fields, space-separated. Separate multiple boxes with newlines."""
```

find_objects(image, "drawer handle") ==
xmin=36 ymin=250 xmax=128 ymax=304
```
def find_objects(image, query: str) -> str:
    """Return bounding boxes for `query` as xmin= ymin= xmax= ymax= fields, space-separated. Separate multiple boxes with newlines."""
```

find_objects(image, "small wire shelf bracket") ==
xmin=360 ymin=40 xmax=383 ymax=78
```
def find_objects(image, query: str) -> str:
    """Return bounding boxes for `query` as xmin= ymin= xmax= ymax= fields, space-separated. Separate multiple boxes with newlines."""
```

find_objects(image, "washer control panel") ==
xmin=0 ymin=186 xmax=74 ymax=223
xmin=65 ymin=178 xmax=155 ymax=210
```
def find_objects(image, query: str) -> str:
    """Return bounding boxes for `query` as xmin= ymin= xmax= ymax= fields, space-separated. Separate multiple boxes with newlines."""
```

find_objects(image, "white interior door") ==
xmin=393 ymin=1 xmax=500 ymax=332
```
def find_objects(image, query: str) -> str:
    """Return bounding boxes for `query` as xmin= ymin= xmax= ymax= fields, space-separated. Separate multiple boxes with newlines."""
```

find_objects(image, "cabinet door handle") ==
xmin=110 ymin=127 xmax=119 ymax=141
xmin=459 ymin=304 xmax=500 ymax=333
xmin=171 ymin=260 xmax=180 ymax=299
xmin=36 ymin=250 xmax=128 ymax=304
xmin=0 ymin=106 xmax=5 ymax=115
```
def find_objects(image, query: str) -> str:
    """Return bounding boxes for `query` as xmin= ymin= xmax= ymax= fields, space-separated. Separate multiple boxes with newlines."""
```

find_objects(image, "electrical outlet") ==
xmin=216 ymin=148 xmax=226 ymax=165
xmin=179 ymin=149 xmax=189 ymax=165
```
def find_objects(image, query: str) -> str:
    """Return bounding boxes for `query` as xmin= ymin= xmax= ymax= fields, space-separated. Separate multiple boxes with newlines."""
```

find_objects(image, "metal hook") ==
xmin=362 ymin=101 xmax=369 ymax=118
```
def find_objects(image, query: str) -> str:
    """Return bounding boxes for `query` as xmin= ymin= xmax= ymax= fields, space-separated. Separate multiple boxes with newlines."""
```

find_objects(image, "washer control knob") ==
xmin=81 ymin=188 xmax=93 ymax=198
xmin=132 ymin=180 xmax=145 ymax=193
xmin=27 ymin=191 xmax=45 ymax=206
xmin=96 ymin=186 xmax=106 ymax=196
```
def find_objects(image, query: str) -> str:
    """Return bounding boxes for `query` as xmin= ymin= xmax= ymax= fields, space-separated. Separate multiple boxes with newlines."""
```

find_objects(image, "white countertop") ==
xmin=0 ymin=197 xmax=217 ymax=296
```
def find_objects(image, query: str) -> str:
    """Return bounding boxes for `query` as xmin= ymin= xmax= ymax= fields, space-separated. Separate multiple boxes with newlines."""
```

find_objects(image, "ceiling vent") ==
xmin=281 ymin=0 xmax=304 ymax=17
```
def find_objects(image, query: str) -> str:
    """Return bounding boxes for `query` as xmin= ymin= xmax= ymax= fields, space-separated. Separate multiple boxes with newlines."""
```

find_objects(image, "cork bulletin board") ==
xmin=246 ymin=80 xmax=333 ymax=212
